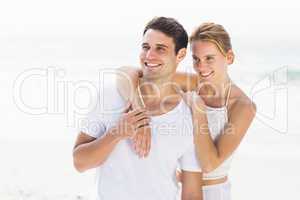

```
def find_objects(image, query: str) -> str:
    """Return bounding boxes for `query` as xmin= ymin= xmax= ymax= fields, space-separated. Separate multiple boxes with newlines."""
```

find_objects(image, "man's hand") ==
xmin=112 ymin=104 xmax=150 ymax=141
xmin=132 ymin=125 xmax=151 ymax=158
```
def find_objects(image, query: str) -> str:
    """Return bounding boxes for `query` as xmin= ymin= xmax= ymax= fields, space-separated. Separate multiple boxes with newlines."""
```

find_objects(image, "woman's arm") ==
xmin=116 ymin=67 xmax=200 ymax=158
xmin=181 ymin=171 xmax=203 ymax=200
xmin=181 ymin=91 xmax=256 ymax=173
xmin=116 ymin=66 xmax=144 ymax=108
xmin=116 ymin=66 xmax=151 ymax=157
xmin=196 ymin=99 xmax=256 ymax=173
xmin=172 ymin=71 xmax=199 ymax=92
xmin=117 ymin=67 xmax=199 ymax=104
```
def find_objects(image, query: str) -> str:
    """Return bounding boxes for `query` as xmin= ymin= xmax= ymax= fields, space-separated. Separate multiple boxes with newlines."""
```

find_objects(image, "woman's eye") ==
xmin=193 ymin=57 xmax=200 ymax=63
xmin=142 ymin=46 xmax=149 ymax=50
xmin=206 ymin=57 xmax=214 ymax=62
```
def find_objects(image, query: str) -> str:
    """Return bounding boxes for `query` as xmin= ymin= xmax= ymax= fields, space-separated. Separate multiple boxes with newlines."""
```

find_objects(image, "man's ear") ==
xmin=226 ymin=49 xmax=234 ymax=65
xmin=176 ymin=48 xmax=187 ymax=64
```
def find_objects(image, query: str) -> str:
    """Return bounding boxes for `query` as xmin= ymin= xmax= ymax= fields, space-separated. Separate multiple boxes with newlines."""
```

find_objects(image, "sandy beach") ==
xmin=0 ymin=82 xmax=299 ymax=199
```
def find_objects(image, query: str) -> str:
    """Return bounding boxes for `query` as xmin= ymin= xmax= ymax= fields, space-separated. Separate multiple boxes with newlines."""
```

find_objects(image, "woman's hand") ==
xmin=131 ymin=125 xmax=152 ymax=158
xmin=114 ymin=104 xmax=150 ymax=140
xmin=116 ymin=67 xmax=152 ymax=157
xmin=176 ymin=169 xmax=183 ymax=183
xmin=177 ymin=89 xmax=206 ymax=114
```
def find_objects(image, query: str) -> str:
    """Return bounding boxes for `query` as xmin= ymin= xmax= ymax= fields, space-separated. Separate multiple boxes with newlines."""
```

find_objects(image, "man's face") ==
xmin=139 ymin=29 xmax=180 ymax=80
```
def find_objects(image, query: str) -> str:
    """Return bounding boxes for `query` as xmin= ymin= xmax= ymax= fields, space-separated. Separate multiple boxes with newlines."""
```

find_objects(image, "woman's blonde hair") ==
xmin=190 ymin=23 xmax=232 ymax=56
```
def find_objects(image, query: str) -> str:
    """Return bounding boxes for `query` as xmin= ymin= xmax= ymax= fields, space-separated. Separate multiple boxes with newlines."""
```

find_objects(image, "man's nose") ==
xmin=145 ymin=49 xmax=157 ymax=60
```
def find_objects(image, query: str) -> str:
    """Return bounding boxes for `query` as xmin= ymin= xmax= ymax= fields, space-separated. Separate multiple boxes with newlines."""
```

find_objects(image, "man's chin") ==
xmin=142 ymin=70 xmax=175 ymax=81
xmin=142 ymin=71 xmax=161 ymax=80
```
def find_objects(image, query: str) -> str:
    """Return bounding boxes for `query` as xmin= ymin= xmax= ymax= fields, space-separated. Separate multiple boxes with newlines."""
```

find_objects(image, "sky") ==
xmin=0 ymin=0 xmax=299 ymax=38
xmin=1 ymin=0 xmax=299 ymax=69
xmin=0 ymin=0 xmax=299 ymax=140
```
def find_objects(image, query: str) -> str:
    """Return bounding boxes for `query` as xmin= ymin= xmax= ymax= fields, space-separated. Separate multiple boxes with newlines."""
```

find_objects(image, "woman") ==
xmin=117 ymin=22 xmax=256 ymax=200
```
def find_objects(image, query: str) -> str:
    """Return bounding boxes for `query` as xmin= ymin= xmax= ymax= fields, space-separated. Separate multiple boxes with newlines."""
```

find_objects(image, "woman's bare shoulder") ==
xmin=228 ymin=84 xmax=256 ymax=116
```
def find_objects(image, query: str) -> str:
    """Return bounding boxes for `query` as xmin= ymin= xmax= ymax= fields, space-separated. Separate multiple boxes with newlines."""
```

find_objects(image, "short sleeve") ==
xmin=77 ymin=77 xmax=125 ymax=138
xmin=78 ymin=109 xmax=107 ymax=138
xmin=178 ymin=145 xmax=202 ymax=172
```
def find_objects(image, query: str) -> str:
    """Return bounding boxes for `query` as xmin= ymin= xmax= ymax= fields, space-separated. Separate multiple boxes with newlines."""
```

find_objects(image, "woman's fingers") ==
xmin=124 ymin=107 xmax=152 ymax=158
xmin=139 ymin=130 xmax=148 ymax=157
xmin=176 ymin=169 xmax=183 ymax=183
xmin=138 ymin=126 xmax=151 ymax=158
xmin=123 ymin=102 xmax=132 ymax=113
xmin=135 ymin=118 xmax=150 ymax=129
xmin=143 ymin=126 xmax=151 ymax=157
xmin=128 ymin=108 xmax=146 ymax=117
xmin=133 ymin=113 xmax=150 ymax=124
xmin=132 ymin=125 xmax=152 ymax=158
xmin=134 ymin=133 xmax=143 ymax=157
xmin=137 ymin=69 xmax=143 ymax=77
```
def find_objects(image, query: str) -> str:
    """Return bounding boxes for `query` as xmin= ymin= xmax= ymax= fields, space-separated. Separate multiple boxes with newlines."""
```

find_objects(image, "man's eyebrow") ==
xmin=192 ymin=54 xmax=217 ymax=59
xmin=142 ymin=42 xmax=149 ymax=46
xmin=156 ymin=44 xmax=168 ymax=48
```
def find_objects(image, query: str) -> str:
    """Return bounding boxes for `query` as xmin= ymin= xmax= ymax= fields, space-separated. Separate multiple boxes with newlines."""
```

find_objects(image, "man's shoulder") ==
xmin=88 ymin=77 xmax=126 ymax=118
xmin=100 ymin=80 xmax=127 ymax=118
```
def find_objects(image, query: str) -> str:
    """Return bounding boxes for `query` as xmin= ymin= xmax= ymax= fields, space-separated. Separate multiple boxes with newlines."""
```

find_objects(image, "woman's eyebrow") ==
xmin=205 ymin=54 xmax=217 ymax=57
xmin=192 ymin=54 xmax=199 ymax=59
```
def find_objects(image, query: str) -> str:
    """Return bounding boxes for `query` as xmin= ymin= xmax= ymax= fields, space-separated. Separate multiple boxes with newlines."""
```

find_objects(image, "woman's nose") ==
xmin=194 ymin=61 xmax=208 ymax=72
xmin=195 ymin=61 xmax=204 ymax=70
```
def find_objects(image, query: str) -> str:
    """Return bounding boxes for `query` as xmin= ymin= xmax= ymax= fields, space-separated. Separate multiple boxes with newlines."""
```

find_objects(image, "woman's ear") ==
xmin=226 ymin=49 xmax=235 ymax=65
xmin=176 ymin=48 xmax=187 ymax=64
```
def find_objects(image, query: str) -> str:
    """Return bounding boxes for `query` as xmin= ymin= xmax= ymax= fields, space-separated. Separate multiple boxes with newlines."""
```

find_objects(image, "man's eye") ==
xmin=142 ymin=46 xmax=149 ymax=50
xmin=157 ymin=47 xmax=165 ymax=52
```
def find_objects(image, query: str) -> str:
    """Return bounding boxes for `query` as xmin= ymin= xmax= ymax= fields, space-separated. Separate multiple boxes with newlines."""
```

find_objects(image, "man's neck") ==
xmin=138 ymin=75 xmax=181 ymax=115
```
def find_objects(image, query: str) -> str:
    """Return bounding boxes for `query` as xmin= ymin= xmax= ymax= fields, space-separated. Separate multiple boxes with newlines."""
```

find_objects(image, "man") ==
xmin=73 ymin=17 xmax=203 ymax=200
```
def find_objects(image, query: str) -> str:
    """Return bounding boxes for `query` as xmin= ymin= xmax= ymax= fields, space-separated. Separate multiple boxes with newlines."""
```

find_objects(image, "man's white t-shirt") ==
xmin=80 ymin=80 xmax=201 ymax=200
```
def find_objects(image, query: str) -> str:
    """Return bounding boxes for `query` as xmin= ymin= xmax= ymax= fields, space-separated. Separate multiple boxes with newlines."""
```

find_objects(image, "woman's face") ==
xmin=191 ymin=40 xmax=232 ymax=84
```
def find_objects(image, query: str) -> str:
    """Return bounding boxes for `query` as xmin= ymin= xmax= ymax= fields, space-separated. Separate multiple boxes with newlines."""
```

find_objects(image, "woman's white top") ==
xmin=203 ymin=104 xmax=234 ymax=180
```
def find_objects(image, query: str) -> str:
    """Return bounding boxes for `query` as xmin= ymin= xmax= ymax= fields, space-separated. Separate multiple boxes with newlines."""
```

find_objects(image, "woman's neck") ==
xmin=199 ymin=77 xmax=231 ymax=107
